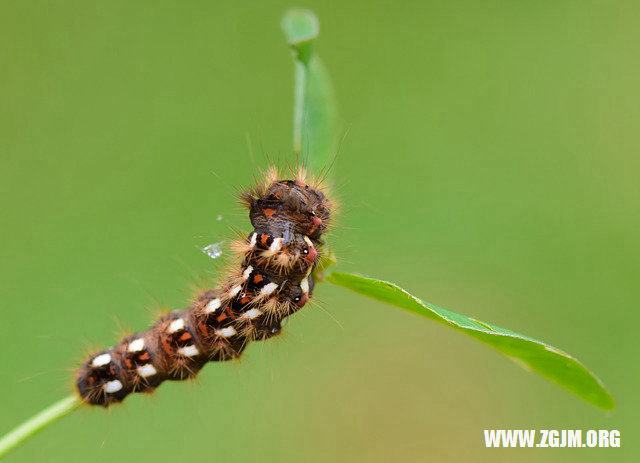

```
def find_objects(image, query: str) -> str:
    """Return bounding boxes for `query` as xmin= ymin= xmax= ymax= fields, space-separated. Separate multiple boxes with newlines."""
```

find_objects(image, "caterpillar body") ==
xmin=76 ymin=167 xmax=332 ymax=406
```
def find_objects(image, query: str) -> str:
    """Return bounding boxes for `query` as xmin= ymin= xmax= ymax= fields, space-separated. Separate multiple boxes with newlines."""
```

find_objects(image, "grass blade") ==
xmin=282 ymin=9 xmax=337 ymax=173
xmin=326 ymin=271 xmax=615 ymax=410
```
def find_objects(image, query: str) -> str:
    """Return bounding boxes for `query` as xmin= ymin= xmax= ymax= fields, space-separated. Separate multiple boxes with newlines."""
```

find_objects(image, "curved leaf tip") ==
xmin=281 ymin=9 xmax=319 ymax=65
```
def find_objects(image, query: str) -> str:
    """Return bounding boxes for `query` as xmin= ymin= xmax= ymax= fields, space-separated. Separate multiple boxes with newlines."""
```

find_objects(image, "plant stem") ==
xmin=0 ymin=395 xmax=81 ymax=459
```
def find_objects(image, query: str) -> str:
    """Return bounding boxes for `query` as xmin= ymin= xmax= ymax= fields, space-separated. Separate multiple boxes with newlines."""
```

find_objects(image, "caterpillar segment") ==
xmin=76 ymin=169 xmax=332 ymax=406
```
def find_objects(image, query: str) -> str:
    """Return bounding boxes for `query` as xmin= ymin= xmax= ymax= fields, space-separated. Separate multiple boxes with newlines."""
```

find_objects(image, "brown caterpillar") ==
xmin=76 ymin=167 xmax=332 ymax=406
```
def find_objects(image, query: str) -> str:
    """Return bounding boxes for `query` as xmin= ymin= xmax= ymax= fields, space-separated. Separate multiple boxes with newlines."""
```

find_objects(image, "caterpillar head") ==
xmin=247 ymin=179 xmax=331 ymax=241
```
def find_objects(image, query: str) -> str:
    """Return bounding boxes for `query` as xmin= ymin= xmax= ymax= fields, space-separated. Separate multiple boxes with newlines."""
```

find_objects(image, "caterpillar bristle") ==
xmin=263 ymin=165 xmax=279 ymax=188
xmin=229 ymin=237 xmax=253 ymax=257
xmin=76 ymin=166 xmax=333 ymax=406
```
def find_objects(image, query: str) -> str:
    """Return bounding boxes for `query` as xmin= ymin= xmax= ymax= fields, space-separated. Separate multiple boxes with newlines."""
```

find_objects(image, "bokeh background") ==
xmin=1 ymin=1 xmax=638 ymax=462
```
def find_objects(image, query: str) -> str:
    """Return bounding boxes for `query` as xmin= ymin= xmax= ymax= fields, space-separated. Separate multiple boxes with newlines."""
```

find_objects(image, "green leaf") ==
xmin=326 ymin=272 xmax=615 ymax=410
xmin=282 ymin=9 xmax=337 ymax=174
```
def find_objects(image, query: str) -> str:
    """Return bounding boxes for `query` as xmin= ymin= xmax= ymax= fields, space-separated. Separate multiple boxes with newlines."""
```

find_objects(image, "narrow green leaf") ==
xmin=326 ymin=272 xmax=615 ymax=410
xmin=282 ymin=9 xmax=337 ymax=174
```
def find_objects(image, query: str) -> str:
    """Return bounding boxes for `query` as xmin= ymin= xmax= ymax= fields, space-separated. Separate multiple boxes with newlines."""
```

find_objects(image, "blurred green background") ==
xmin=1 ymin=1 xmax=638 ymax=461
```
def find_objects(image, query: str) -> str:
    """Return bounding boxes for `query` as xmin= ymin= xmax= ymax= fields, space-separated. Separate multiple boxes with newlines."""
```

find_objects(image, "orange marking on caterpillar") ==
xmin=197 ymin=320 xmax=208 ymax=337
xmin=160 ymin=336 xmax=173 ymax=356
xmin=263 ymin=208 xmax=276 ymax=218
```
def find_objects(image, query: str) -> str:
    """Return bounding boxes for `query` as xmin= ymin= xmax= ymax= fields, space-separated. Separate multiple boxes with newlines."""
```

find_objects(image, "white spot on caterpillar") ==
xmin=261 ymin=282 xmax=278 ymax=296
xmin=177 ymin=345 xmax=199 ymax=357
xmin=137 ymin=364 xmax=157 ymax=378
xmin=91 ymin=353 xmax=111 ymax=368
xmin=249 ymin=233 xmax=257 ymax=248
xmin=269 ymin=237 xmax=283 ymax=252
xmin=229 ymin=285 xmax=242 ymax=298
xmin=241 ymin=308 xmax=262 ymax=320
xmin=127 ymin=338 xmax=145 ymax=352
xmin=104 ymin=380 xmax=123 ymax=394
xmin=300 ymin=278 xmax=309 ymax=295
xmin=303 ymin=235 xmax=313 ymax=248
xmin=215 ymin=326 xmax=237 ymax=338
xmin=242 ymin=265 xmax=254 ymax=281
xmin=205 ymin=298 xmax=221 ymax=314
xmin=168 ymin=318 xmax=185 ymax=333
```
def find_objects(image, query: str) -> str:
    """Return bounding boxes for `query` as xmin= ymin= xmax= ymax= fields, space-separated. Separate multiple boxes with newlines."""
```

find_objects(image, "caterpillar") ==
xmin=76 ymin=167 xmax=332 ymax=406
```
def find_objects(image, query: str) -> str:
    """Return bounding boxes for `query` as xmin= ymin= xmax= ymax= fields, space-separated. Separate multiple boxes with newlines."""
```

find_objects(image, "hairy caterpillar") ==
xmin=76 ymin=167 xmax=332 ymax=406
